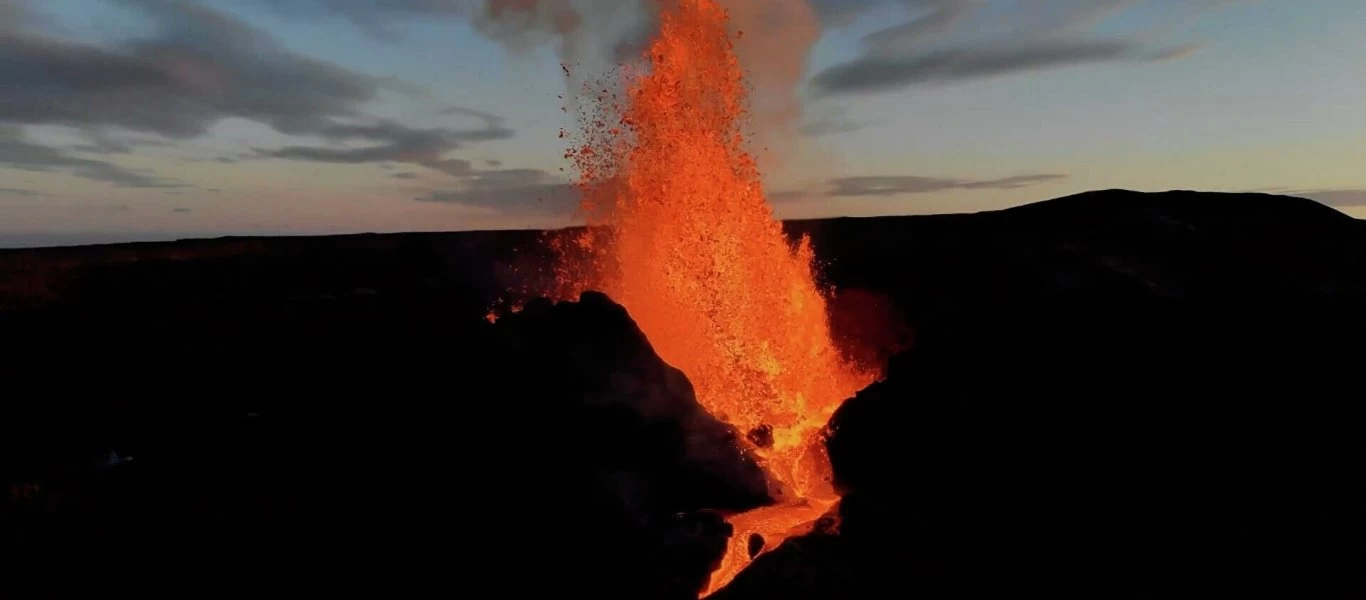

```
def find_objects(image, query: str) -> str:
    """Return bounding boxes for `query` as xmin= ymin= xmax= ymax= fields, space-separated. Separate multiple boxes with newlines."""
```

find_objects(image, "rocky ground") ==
xmin=2 ymin=190 xmax=1364 ymax=598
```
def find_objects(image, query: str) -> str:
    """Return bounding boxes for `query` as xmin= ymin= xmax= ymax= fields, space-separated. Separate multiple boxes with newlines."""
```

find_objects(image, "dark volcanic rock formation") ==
xmin=482 ymin=292 xmax=769 ymax=599
xmin=2 ymin=190 xmax=1366 ymax=598
xmin=721 ymin=191 xmax=1366 ymax=599
xmin=1 ymin=286 xmax=765 ymax=598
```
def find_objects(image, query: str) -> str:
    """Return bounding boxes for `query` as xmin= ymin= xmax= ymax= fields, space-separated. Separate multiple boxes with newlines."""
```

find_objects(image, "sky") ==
xmin=1 ymin=0 xmax=1363 ymax=247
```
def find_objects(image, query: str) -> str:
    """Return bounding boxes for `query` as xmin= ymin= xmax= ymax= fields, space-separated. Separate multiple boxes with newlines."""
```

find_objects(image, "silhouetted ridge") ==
xmin=999 ymin=188 xmax=1352 ymax=231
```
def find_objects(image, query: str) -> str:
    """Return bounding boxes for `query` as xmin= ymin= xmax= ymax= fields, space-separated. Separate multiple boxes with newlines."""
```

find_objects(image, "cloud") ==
xmin=0 ymin=125 xmax=183 ymax=188
xmin=172 ymin=207 xmax=192 ymax=213
xmin=254 ymin=112 xmax=512 ymax=174
xmin=768 ymin=189 xmax=812 ymax=202
xmin=856 ymin=0 xmax=980 ymax=55
xmin=800 ymin=107 xmax=870 ymax=137
xmin=255 ymin=0 xmax=819 ymax=129
xmin=809 ymin=0 xmax=1228 ymax=96
xmin=418 ymin=183 xmax=578 ymax=216
xmin=390 ymin=172 xmax=420 ymax=179
xmin=0 ymin=187 xmax=49 ymax=197
xmin=0 ymin=0 xmax=47 ymax=33
xmin=424 ymin=159 xmax=476 ymax=177
xmin=1296 ymin=189 xmax=1366 ymax=208
xmin=416 ymin=167 xmax=579 ymax=216
xmin=68 ymin=129 xmax=177 ymax=155
xmin=0 ymin=0 xmax=507 ymax=179
xmin=250 ymin=0 xmax=654 ymax=66
xmin=260 ymin=121 xmax=452 ymax=161
xmin=828 ymin=173 xmax=1066 ymax=197
xmin=813 ymin=39 xmax=1140 ymax=95
xmin=470 ymin=0 xmax=656 ymax=66
xmin=91 ymin=204 xmax=132 ymax=212
xmin=1 ymin=0 xmax=371 ymax=138
xmin=1148 ymin=43 xmax=1205 ymax=62
xmin=440 ymin=105 xmax=507 ymax=124
xmin=248 ymin=0 xmax=468 ymax=41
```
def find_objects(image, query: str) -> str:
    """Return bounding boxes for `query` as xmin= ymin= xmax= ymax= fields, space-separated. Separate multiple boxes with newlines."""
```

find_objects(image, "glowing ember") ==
xmin=554 ymin=0 xmax=877 ymax=595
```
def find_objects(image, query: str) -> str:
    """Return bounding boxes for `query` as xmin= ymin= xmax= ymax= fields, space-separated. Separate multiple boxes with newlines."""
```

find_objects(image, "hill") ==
xmin=2 ymin=190 xmax=1364 ymax=598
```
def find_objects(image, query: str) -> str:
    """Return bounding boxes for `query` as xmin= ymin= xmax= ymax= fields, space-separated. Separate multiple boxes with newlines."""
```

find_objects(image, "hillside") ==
xmin=2 ymin=190 xmax=1364 ymax=598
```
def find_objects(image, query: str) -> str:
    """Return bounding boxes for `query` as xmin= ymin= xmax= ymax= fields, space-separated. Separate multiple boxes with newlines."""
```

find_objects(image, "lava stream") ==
xmin=554 ymin=0 xmax=878 ymax=595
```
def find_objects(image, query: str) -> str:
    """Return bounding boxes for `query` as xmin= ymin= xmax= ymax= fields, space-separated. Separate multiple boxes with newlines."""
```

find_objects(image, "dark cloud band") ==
xmin=809 ymin=0 xmax=1221 ymax=96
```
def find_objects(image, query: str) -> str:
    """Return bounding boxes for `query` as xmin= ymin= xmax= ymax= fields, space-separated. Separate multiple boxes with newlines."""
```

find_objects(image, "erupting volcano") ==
xmin=552 ymin=0 xmax=879 ymax=594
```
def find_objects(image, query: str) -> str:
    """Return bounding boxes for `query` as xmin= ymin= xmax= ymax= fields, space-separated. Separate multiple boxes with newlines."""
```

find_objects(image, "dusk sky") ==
xmin=2 ymin=0 xmax=1363 ymax=247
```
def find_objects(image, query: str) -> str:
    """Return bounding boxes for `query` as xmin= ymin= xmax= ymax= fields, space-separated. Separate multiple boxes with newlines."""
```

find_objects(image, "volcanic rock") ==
xmin=720 ymin=191 xmax=1366 ymax=599
xmin=1 ymin=285 xmax=767 ymax=598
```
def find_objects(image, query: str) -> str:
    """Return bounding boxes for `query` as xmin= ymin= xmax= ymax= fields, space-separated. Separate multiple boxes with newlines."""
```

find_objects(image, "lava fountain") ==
xmin=553 ymin=0 xmax=878 ymax=595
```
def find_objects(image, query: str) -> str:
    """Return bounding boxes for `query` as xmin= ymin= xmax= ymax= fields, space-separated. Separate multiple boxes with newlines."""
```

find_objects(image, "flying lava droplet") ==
xmin=552 ymin=0 xmax=879 ymax=595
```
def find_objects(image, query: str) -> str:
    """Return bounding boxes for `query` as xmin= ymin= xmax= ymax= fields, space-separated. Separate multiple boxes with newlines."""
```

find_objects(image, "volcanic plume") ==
xmin=552 ymin=0 xmax=878 ymax=594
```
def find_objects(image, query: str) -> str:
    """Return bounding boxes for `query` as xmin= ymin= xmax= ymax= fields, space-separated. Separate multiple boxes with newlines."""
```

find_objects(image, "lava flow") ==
xmin=553 ymin=0 xmax=878 ymax=595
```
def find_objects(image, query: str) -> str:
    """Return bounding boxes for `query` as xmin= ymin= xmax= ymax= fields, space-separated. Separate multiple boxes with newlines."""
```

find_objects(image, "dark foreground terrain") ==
xmin=2 ymin=190 xmax=1364 ymax=598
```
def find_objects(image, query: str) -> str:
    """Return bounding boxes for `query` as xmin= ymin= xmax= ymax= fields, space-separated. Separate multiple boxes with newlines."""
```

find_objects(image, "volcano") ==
xmin=3 ymin=189 xmax=1366 ymax=598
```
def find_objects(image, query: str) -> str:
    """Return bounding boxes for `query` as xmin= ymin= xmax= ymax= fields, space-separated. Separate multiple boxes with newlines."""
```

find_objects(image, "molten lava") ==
xmin=554 ymin=0 xmax=877 ymax=595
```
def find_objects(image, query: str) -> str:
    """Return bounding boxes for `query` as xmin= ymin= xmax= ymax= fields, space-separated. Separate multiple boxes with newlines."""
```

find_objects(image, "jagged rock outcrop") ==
xmin=476 ymin=291 xmax=770 ymax=598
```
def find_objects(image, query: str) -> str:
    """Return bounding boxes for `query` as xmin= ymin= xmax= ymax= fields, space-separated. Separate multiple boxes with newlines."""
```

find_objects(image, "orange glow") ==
xmin=554 ymin=0 xmax=877 ymax=595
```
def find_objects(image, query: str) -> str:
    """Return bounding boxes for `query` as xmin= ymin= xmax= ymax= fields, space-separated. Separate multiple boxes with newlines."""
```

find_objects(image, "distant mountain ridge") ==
xmin=0 ymin=188 xmax=1356 ymax=251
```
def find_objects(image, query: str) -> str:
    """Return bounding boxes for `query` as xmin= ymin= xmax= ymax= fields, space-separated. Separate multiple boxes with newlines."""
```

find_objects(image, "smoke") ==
xmin=471 ymin=0 xmax=657 ymax=110
xmin=720 ymin=0 xmax=822 ymax=169
xmin=475 ymin=0 xmax=606 ymax=60
xmin=474 ymin=0 xmax=825 ymax=157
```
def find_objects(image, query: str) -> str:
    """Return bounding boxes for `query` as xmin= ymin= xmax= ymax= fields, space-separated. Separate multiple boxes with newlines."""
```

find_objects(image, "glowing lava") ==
xmin=555 ymin=0 xmax=877 ymax=595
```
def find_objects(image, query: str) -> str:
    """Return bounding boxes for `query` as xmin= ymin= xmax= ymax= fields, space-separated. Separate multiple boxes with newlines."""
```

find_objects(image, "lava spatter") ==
xmin=554 ymin=0 xmax=877 ymax=595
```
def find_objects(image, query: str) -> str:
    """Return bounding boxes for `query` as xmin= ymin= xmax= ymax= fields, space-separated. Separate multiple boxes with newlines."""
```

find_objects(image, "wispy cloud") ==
xmin=1148 ymin=43 xmax=1206 ymax=63
xmin=813 ymin=39 xmax=1141 ymax=95
xmin=416 ymin=167 xmax=578 ymax=216
xmin=828 ymin=173 xmax=1067 ymax=197
xmin=0 ymin=125 xmax=184 ymax=188
xmin=0 ymin=187 xmax=50 ymax=197
xmin=809 ymin=0 xmax=1234 ymax=97
xmin=256 ymin=119 xmax=512 ymax=175
xmin=800 ymin=106 xmax=871 ymax=137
